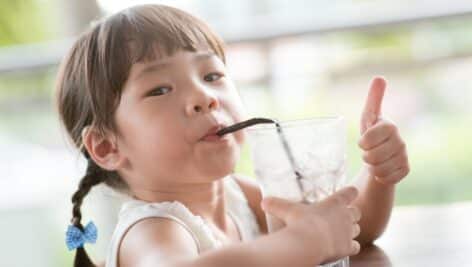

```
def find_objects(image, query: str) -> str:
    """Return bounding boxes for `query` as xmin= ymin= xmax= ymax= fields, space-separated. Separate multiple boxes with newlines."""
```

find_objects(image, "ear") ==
xmin=81 ymin=127 xmax=127 ymax=171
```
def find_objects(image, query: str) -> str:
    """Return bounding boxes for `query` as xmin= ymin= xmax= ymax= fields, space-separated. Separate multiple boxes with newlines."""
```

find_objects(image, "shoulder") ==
xmin=119 ymin=217 xmax=198 ymax=267
xmin=232 ymin=173 xmax=268 ymax=234
xmin=231 ymin=173 xmax=262 ymax=202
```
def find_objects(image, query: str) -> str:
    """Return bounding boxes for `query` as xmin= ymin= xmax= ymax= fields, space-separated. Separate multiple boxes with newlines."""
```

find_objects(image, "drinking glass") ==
xmin=246 ymin=116 xmax=349 ymax=267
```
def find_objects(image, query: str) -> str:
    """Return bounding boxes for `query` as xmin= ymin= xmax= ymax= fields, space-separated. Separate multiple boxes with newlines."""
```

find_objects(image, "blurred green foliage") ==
xmin=0 ymin=0 xmax=58 ymax=46
xmin=0 ymin=68 xmax=56 ymax=99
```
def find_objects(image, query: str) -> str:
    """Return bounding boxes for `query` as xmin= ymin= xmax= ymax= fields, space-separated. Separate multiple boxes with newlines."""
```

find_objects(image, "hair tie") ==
xmin=65 ymin=221 xmax=98 ymax=250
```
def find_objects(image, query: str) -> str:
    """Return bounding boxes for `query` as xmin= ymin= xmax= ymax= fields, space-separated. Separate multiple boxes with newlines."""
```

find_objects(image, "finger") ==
xmin=329 ymin=186 xmax=359 ymax=205
xmin=362 ymin=135 xmax=406 ymax=165
xmin=358 ymin=119 xmax=397 ymax=150
xmin=348 ymin=206 xmax=362 ymax=223
xmin=368 ymin=151 xmax=407 ymax=178
xmin=376 ymin=165 xmax=410 ymax=185
xmin=361 ymin=77 xmax=386 ymax=134
xmin=261 ymin=197 xmax=297 ymax=222
xmin=352 ymin=223 xmax=361 ymax=238
xmin=350 ymin=240 xmax=361 ymax=256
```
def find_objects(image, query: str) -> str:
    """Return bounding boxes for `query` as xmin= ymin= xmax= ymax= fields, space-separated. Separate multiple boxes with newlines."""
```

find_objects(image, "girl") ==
xmin=57 ymin=4 xmax=409 ymax=267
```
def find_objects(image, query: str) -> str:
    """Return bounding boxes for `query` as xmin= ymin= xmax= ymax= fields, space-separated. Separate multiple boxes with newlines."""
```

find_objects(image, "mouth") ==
xmin=200 ymin=124 xmax=228 ymax=142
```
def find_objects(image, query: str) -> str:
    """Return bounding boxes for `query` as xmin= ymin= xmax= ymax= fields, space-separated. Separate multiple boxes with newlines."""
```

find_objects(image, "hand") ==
xmin=261 ymin=187 xmax=362 ymax=264
xmin=359 ymin=77 xmax=410 ymax=185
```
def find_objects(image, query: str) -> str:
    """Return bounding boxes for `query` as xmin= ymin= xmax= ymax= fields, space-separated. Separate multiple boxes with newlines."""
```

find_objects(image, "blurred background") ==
xmin=1 ymin=0 xmax=471 ymax=266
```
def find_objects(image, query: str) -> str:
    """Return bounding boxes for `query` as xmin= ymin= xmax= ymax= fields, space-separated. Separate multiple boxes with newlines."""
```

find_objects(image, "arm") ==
xmin=119 ymin=212 xmax=325 ymax=267
xmin=177 ymin=187 xmax=361 ymax=267
xmin=351 ymin=166 xmax=395 ymax=246
xmin=119 ymin=217 xmax=199 ymax=267
xmin=353 ymin=77 xmax=410 ymax=246
xmin=175 ymin=227 xmax=326 ymax=267
xmin=120 ymin=188 xmax=362 ymax=267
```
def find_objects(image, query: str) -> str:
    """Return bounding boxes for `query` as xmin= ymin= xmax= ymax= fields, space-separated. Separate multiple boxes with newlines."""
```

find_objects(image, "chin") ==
xmin=206 ymin=159 xmax=237 ymax=180
xmin=200 ymin=152 xmax=239 ymax=180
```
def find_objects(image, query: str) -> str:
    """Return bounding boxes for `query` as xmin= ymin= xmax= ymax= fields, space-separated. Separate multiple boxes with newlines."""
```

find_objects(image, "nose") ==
xmin=185 ymin=82 xmax=219 ymax=116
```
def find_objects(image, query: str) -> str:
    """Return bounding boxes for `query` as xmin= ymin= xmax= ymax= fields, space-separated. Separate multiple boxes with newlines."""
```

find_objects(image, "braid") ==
xmin=70 ymin=159 xmax=104 ymax=267
xmin=71 ymin=159 xmax=104 ymax=228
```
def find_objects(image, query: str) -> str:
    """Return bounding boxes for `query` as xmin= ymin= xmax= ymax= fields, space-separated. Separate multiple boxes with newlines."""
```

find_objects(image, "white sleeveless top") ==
xmin=105 ymin=175 xmax=261 ymax=267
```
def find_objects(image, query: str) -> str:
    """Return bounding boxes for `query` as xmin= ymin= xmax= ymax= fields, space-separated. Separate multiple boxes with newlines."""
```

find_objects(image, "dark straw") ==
xmin=216 ymin=118 xmax=274 ymax=136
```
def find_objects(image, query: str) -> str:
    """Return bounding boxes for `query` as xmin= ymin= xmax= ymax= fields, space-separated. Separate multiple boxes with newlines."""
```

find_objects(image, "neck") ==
xmin=131 ymin=177 xmax=229 ymax=228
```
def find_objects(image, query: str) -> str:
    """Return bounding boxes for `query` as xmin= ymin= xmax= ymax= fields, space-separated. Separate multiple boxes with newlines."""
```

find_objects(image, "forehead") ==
xmin=128 ymin=48 xmax=221 ymax=82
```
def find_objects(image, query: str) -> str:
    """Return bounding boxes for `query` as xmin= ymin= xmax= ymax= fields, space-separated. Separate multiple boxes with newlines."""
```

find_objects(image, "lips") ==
xmin=200 ymin=124 xmax=226 ymax=141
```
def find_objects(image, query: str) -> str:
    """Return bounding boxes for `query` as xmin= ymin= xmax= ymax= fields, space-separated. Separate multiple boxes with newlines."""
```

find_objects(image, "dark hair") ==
xmin=55 ymin=4 xmax=226 ymax=266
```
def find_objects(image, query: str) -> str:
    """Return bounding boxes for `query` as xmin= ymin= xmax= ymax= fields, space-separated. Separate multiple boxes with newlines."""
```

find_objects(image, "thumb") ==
xmin=261 ymin=196 xmax=296 ymax=222
xmin=361 ymin=77 xmax=386 ymax=134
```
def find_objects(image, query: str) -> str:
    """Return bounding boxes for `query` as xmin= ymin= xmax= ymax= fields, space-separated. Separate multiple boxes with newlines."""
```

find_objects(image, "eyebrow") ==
xmin=133 ymin=52 xmax=217 ymax=81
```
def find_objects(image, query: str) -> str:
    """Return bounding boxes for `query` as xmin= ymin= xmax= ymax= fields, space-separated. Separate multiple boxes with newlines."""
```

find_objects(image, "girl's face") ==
xmin=114 ymin=49 xmax=247 ymax=191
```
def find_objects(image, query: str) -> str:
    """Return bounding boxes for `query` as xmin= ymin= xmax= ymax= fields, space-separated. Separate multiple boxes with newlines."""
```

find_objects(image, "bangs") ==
xmin=105 ymin=4 xmax=225 ymax=66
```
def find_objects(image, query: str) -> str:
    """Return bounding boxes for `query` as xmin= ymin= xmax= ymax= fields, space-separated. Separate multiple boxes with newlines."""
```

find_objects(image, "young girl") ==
xmin=57 ymin=4 xmax=409 ymax=267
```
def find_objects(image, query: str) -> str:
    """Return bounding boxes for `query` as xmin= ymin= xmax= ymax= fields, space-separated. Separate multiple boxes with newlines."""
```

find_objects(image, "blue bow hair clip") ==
xmin=65 ymin=221 xmax=98 ymax=250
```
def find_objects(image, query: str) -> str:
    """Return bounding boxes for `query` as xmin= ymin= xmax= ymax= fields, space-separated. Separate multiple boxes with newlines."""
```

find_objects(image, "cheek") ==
xmin=148 ymin=119 xmax=187 ymax=157
xmin=117 ymin=106 xmax=186 ymax=165
xmin=222 ymin=90 xmax=247 ymax=121
xmin=234 ymin=128 xmax=246 ymax=146
xmin=219 ymin=90 xmax=247 ymax=146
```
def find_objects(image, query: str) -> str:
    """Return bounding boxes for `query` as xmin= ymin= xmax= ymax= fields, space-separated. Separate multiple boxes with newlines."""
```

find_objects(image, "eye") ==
xmin=204 ymin=72 xmax=223 ymax=82
xmin=147 ymin=86 xmax=172 ymax=97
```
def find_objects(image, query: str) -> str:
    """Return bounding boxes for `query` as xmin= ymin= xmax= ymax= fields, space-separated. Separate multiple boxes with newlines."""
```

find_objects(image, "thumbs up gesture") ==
xmin=358 ymin=77 xmax=410 ymax=185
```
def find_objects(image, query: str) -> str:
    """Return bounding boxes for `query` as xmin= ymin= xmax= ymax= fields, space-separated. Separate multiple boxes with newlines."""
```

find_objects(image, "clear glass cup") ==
xmin=246 ymin=116 xmax=349 ymax=267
